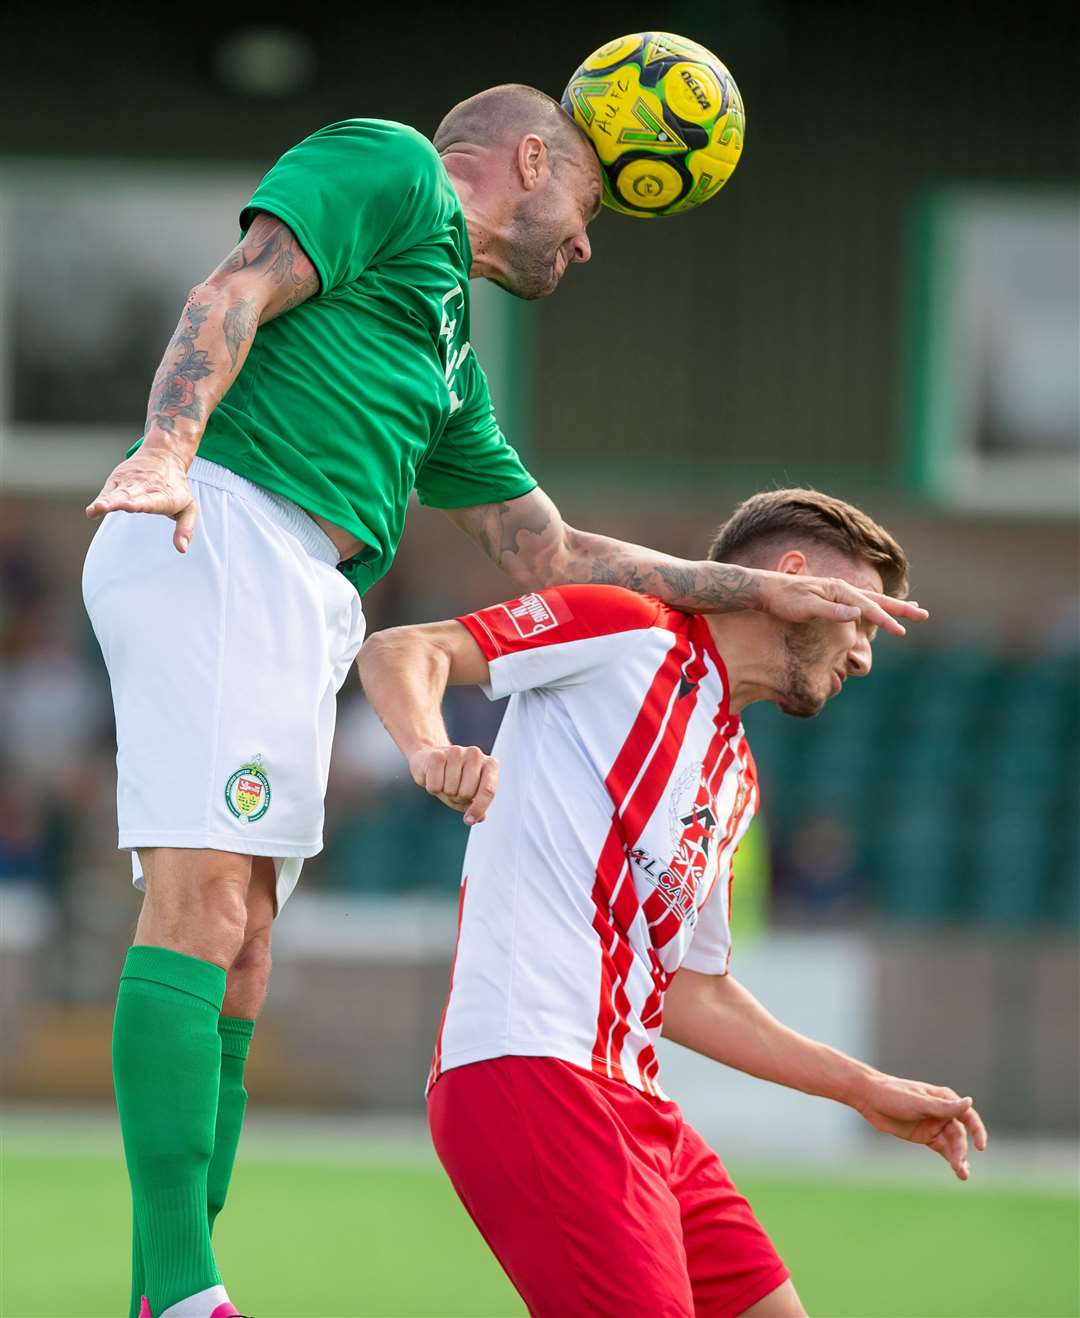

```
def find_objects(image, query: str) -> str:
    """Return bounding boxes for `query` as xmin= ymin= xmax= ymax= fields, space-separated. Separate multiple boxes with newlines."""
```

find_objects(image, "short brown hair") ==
xmin=708 ymin=487 xmax=910 ymax=598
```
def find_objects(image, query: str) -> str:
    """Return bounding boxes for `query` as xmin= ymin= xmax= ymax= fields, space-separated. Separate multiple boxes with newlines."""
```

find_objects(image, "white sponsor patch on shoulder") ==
xmin=501 ymin=593 xmax=560 ymax=639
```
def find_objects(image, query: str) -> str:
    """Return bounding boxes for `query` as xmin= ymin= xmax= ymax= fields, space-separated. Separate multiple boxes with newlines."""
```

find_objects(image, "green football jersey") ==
xmin=194 ymin=118 xmax=536 ymax=593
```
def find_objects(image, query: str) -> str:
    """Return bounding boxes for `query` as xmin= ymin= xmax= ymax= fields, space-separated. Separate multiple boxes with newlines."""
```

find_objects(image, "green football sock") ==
xmin=113 ymin=946 xmax=225 ymax=1317
xmin=207 ymin=1017 xmax=255 ymax=1236
xmin=127 ymin=1017 xmax=254 ymax=1314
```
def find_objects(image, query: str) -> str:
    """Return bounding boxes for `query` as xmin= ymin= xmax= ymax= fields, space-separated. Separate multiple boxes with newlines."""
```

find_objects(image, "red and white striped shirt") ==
xmin=428 ymin=585 xmax=759 ymax=1098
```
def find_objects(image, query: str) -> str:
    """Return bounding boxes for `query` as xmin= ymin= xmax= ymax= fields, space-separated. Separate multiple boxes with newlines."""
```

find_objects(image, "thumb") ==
xmin=173 ymin=499 xmax=198 ymax=554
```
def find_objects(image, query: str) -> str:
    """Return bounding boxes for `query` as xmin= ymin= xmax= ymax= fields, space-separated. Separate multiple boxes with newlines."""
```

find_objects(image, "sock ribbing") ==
xmin=207 ymin=1017 xmax=255 ymax=1234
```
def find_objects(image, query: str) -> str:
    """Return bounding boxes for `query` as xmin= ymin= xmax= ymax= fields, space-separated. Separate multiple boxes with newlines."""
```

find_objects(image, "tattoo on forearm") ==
xmin=680 ymin=562 xmax=761 ymax=612
xmin=655 ymin=562 xmax=698 ymax=600
xmin=461 ymin=498 xmax=762 ymax=614
xmin=565 ymin=529 xmax=762 ymax=613
xmin=222 ymin=297 xmax=259 ymax=369
xmin=145 ymin=299 xmax=213 ymax=434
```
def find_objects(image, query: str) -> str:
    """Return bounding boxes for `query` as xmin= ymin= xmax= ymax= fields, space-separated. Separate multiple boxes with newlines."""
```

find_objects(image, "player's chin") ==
xmin=499 ymin=272 xmax=558 ymax=301
xmin=776 ymin=691 xmax=828 ymax=720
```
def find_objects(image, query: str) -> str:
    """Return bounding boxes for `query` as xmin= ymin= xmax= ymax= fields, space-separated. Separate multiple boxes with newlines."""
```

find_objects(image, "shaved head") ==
xmin=435 ymin=83 xmax=602 ymax=300
xmin=435 ymin=83 xmax=595 ymax=173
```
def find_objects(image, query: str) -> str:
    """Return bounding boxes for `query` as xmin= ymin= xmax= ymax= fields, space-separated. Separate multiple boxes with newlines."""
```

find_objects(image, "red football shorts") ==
xmin=428 ymin=1055 xmax=790 ymax=1317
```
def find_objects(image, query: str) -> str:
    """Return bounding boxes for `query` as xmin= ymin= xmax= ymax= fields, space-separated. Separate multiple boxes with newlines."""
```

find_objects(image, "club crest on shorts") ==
xmin=225 ymin=755 xmax=271 ymax=823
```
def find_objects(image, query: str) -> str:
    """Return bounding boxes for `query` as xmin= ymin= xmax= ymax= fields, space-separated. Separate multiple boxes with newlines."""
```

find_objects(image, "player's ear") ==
xmin=516 ymin=134 xmax=548 ymax=191
xmin=773 ymin=548 xmax=810 ymax=576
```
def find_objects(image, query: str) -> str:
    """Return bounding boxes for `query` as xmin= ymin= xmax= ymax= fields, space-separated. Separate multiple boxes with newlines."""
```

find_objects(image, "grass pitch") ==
xmin=3 ymin=1123 xmax=1077 ymax=1318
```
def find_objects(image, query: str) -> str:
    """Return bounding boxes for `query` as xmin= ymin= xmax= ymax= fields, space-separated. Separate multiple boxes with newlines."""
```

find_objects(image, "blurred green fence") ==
xmin=744 ymin=646 xmax=1079 ymax=927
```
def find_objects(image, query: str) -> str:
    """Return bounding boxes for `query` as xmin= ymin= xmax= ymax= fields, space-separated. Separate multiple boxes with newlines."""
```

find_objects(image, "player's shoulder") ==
xmin=546 ymin=584 xmax=670 ymax=637
xmin=294 ymin=118 xmax=440 ymax=174
xmin=472 ymin=585 xmax=673 ymax=649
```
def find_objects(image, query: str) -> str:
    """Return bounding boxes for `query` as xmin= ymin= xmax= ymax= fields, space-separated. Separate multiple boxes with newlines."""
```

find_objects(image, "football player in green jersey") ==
xmin=83 ymin=84 xmax=926 ymax=1318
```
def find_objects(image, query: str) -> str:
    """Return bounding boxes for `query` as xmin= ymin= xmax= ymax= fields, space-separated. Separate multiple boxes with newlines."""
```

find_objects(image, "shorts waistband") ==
xmin=188 ymin=458 xmax=340 ymax=566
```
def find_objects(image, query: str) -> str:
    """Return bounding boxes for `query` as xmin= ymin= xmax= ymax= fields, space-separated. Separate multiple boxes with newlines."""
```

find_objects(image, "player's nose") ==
xmin=847 ymin=635 xmax=873 ymax=678
xmin=571 ymin=232 xmax=592 ymax=264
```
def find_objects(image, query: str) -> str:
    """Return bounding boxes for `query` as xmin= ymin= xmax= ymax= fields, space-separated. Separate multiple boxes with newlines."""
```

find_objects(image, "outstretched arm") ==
xmin=85 ymin=214 xmax=319 ymax=552
xmin=356 ymin=621 xmax=499 ymax=825
xmin=663 ymin=969 xmax=987 ymax=1180
xmin=447 ymin=487 xmax=927 ymax=637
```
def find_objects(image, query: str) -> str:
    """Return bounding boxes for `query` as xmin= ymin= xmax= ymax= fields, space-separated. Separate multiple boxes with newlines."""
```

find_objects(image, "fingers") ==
xmin=929 ymin=1091 xmax=974 ymax=1120
xmin=863 ymin=590 xmax=929 ymax=622
xmin=962 ymin=1103 xmax=988 ymax=1152
xmin=930 ymin=1118 xmax=970 ymax=1180
xmin=464 ymin=757 xmax=499 ymax=826
xmin=86 ymin=486 xmax=143 ymax=518
xmin=85 ymin=488 xmax=173 ymax=517
xmin=826 ymin=581 xmax=907 ymax=636
xmin=173 ymin=499 xmax=199 ymax=553
xmin=418 ymin=747 xmax=498 ymax=821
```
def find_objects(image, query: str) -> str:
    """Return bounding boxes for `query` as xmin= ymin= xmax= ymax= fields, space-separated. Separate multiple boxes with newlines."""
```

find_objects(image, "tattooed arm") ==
xmin=86 ymin=214 xmax=319 ymax=551
xmin=447 ymin=487 xmax=928 ymax=635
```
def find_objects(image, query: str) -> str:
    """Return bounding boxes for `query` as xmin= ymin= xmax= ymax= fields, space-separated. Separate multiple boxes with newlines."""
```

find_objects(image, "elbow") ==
xmin=514 ymin=526 xmax=575 ymax=591
xmin=356 ymin=628 xmax=401 ymax=684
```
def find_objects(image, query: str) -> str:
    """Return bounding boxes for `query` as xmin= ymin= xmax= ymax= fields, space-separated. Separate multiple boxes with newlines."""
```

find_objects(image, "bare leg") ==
xmin=118 ymin=847 xmax=255 ymax=1317
xmin=135 ymin=847 xmax=255 ymax=968
xmin=207 ymin=857 xmax=277 ymax=1239
xmin=222 ymin=857 xmax=277 ymax=1019
xmin=739 ymin=1279 xmax=808 ymax=1317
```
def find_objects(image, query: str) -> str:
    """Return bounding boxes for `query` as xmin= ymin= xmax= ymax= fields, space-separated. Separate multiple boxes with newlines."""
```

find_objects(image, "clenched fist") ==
xmin=408 ymin=744 xmax=499 ymax=825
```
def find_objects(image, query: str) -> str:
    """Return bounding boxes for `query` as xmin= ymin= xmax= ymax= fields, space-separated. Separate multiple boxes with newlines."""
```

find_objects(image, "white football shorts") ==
xmin=82 ymin=457 xmax=367 ymax=910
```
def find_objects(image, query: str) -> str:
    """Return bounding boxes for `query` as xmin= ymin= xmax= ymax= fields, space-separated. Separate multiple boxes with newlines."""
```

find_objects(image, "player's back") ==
xmin=432 ymin=584 xmax=759 ymax=1097
xmin=195 ymin=118 xmax=534 ymax=595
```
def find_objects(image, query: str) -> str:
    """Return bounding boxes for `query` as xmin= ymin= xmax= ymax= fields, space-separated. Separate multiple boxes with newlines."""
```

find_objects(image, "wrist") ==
xmin=140 ymin=428 xmax=200 ymax=467
xmin=404 ymin=735 xmax=450 ymax=762
xmin=835 ymin=1058 xmax=881 ymax=1109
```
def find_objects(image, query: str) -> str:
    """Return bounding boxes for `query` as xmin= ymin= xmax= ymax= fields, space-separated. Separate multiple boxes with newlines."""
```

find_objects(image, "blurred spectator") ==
xmin=0 ymin=772 xmax=45 ymax=883
xmin=773 ymin=809 xmax=866 ymax=923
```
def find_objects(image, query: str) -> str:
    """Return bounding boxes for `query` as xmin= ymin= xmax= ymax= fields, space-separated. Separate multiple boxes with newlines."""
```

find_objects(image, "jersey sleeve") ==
xmin=240 ymin=119 xmax=442 ymax=295
xmin=414 ymin=352 xmax=537 ymax=509
xmin=458 ymin=585 xmax=664 ymax=700
xmin=681 ymin=877 xmax=733 ymax=975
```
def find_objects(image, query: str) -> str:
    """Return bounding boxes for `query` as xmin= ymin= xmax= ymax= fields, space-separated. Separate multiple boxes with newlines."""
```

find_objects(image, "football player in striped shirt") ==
xmin=358 ymin=487 xmax=987 ymax=1318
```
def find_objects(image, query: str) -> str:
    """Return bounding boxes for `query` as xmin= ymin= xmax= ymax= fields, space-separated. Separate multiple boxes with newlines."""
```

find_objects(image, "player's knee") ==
xmin=139 ymin=852 xmax=252 ymax=967
xmin=188 ymin=877 xmax=249 ymax=963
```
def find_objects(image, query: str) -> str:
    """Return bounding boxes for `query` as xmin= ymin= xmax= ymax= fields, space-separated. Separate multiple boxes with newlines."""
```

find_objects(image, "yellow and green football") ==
xmin=561 ymin=31 xmax=746 ymax=218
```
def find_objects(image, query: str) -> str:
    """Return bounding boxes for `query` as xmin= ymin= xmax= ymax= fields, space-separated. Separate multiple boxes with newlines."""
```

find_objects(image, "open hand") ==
xmin=854 ymin=1071 xmax=988 ymax=1179
xmin=85 ymin=448 xmax=198 ymax=553
xmin=756 ymin=570 xmax=928 ymax=637
xmin=408 ymin=745 xmax=499 ymax=825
